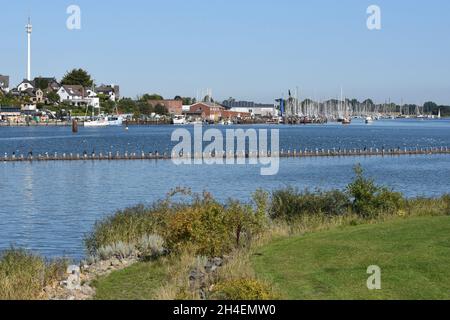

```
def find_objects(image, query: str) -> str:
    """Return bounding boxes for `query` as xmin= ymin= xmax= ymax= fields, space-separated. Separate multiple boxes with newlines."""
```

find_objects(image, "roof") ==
xmin=191 ymin=102 xmax=225 ymax=109
xmin=0 ymin=75 xmax=9 ymax=89
xmin=23 ymin=88 xmax=37 ymax=97
xmin=96 ymin=85 xmax=119 ymax=94
xmin=18 ymin=79 xmax=34 ymax=87
xmin=61 ymin=85 xmax=85 ymax=97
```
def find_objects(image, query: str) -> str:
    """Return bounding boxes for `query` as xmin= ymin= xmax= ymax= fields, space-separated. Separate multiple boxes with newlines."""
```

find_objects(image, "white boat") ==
xmin=172 ymin=115 xmax=186 ymax=125
xmin=188 ymin=120 xmax=203 ymax=125
xmin=84 ymin=117 xmax=109 ymax=127
xmin=107 ymin=115 xmax=123 ymax=126
xmin=365 ymin=116 xmax=373 ymax=124
xmin=83 ymin=100 xmax=123 ymax=127
xmin=219 ymin=119 xmax=233 ymax=125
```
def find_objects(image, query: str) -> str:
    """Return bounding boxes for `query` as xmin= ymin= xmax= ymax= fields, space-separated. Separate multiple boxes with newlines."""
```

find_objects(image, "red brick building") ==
xmin=188 ymin=102 xmax=224 ymax=121
xmin=147 ymin=99 xmax=183 ymax=115
xmin=187 ymin=102 xmax=251 ymax=121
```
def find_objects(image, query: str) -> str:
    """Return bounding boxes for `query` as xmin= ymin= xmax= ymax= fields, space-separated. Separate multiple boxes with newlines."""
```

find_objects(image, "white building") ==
xmin=95 ymin=84 xmax=120 ymax=101
xmin=57 ymin=85 xmax=99 ymax=108
xmin=17 ymin=80 xmax=34 ymax=92
xmin=229 ymin=106 xmax=278 ymax=118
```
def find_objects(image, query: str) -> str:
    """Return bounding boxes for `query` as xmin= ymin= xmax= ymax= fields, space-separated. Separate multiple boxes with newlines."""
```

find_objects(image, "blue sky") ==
xmin=1 ymin=0 xmax=450 ymax=104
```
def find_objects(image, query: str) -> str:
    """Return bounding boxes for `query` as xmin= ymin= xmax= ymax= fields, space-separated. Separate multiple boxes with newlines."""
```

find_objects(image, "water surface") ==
xmin=0 ymin=119 xmax=449 ymax=259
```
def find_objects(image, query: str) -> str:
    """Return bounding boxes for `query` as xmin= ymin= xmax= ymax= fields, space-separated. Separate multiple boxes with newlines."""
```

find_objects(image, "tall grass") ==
xmin=0 ymin=248 xmax=67 ymax=300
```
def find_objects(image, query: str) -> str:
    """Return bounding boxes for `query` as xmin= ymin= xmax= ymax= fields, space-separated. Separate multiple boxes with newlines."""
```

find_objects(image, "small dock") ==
xmin=1 ymin=147 xmax=450 ymax=163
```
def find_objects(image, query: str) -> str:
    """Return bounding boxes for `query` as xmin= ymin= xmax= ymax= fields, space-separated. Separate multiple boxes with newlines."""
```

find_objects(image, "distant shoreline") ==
xmin=0 ymin=117 xmax=449 ymax=128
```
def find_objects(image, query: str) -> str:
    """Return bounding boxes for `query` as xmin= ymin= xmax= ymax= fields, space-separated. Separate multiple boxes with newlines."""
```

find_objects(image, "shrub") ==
xmin=211 ymin=278 xmax=276 ymax=300
xmin=84 ymin=203 xmax=169 ymax=255
xmin=97 ymin=242 xmax=135 ymax=260
xmin=164 ymin=196 xmax=232 ymax=257
xmin=0 ymin=248 xmax=67 ymax=300
xmin=164 ymin=194 xmax=267 ymax=257
xmin=347 ymin=165 xmax=403 ymax=218
xmin=269 ymin=187 xmax=350 ymax=221
xmin=137 ymin=234 xmax=165 ymax=258
xmin=225 ymin=199 xmax=267 ymax=248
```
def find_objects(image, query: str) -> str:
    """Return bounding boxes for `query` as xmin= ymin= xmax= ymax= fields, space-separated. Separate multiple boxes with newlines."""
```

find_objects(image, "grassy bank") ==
xmin=92 ymin=259 xmax=167 ymax=300
xmin=252 ymin=216 xmax=450 ymax=300
xmin=2 ymin=165 xmax=449 ymax=300
xmin=89 ymin=167 xmax=448 ymax=300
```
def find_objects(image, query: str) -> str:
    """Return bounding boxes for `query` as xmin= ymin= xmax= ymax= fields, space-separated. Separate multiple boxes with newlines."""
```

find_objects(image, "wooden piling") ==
xmin=72 ymin=119 xmax=78 ymax=133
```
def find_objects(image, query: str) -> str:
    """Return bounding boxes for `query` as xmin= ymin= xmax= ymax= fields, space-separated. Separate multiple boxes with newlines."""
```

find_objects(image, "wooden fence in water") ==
xmin=1 ymin=146 xmax=450 ymax=163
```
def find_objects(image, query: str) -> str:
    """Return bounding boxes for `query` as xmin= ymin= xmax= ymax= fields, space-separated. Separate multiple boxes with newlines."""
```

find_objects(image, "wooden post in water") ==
xmin=72 ymin=119 xmax=78 ymax=133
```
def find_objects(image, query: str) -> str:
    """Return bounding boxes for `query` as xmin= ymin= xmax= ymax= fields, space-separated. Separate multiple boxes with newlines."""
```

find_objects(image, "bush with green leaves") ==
xmin=164 ymin=193 xmax=267 ymax=257
xmin=269 ymin=187 xmax=351 ymax=221
xmin=347 ymin=165 xmax=404 ymax=218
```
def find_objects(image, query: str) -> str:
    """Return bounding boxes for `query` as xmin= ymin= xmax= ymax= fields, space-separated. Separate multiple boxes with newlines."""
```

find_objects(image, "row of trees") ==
xmin=117 ymin=98 xmax=168 ymax=117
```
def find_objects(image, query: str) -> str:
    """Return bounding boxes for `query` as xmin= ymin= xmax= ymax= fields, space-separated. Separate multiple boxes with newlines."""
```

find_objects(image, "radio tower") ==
xmin=26 ymin=17 xmax=32 ymax=81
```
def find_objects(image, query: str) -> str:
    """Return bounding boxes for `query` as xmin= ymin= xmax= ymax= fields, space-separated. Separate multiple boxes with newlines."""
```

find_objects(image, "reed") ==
xmin=0 ymin=248 xmax=67 ymax=300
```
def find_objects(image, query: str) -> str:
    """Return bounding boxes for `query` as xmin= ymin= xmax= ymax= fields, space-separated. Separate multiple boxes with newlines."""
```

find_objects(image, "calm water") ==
xmin=1 ymin=119 xmax=449 ymax=155
xmin=0 ymin=119 xmax=449 ymax=259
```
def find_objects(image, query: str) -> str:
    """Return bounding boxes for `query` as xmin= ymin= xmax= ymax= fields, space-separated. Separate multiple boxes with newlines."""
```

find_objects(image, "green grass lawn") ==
xmin=252 ymin=216 xmax=450 ymax=300
xmin=92 ymin=260 xmax=167 ymax=300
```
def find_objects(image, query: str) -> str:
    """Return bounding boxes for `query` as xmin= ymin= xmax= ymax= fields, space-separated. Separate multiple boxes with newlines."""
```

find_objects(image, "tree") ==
xmin=141 ymin=93 xmax=163 ymax=101
xmin=174 ymin=96 xmax=195 ymax=105
xmin=350 ymin=99 xmax=360 ymax=106
xmin=154 ymin=104 xmax=168 ymax=115
xmin=34 ymin=78 xmax=50 ymax=90
xmin=61 ymin=68 xmax=94 ymax=87
xmin=0 ymin=93 xmax=21 ymax=107
xmin=423 ymin=101 xmax=438 ymax=114
xmin=46 ymin=91 xmax=60 ymax=105
xmin=117 ymin=98 xmax=137 ymax=113
xmin=137 ymin=100 xmax=154 ymax=115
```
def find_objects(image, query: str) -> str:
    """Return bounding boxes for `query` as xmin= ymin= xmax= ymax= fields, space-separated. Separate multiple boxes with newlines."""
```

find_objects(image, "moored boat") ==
xmin=172 ymin=115 xmax=187 ymax=125
xmin=342 ymin=118 xmax=351 ymax=125
xmin=107 ymin=115 xmax=124 ymax=126
xmin=84 ymin=117 xmax=109 ymax=127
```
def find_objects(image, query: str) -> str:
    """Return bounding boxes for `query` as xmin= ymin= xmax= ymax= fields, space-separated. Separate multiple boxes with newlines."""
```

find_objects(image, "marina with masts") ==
xmin=275 ymin=87 xmax=445 ymax=125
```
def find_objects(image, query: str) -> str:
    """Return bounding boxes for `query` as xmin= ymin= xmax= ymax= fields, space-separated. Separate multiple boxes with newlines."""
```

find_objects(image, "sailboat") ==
xmin=438 ymin=109 xmax=441 ymax=119
xmin=340 ymin=89 xmax=351 ymax=125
